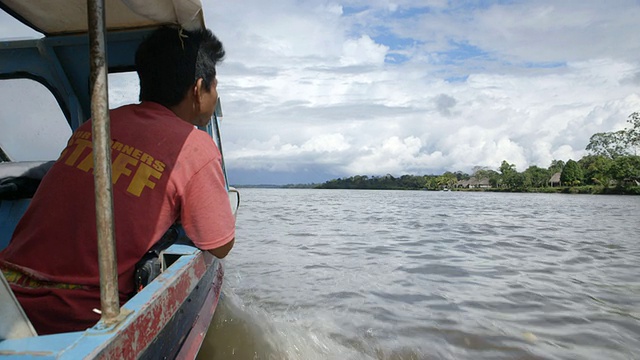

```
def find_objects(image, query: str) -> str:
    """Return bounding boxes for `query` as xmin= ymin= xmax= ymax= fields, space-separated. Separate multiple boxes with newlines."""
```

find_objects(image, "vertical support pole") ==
xmin=87 ymin=0 xmax=120 ymax=323
xmin=212 ymin=117 xmax=229 ymax=191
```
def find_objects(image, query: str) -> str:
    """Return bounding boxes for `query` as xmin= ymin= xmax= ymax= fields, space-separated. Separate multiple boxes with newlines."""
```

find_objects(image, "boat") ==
xmin=0 ymin=0 xmax=239 ymax=358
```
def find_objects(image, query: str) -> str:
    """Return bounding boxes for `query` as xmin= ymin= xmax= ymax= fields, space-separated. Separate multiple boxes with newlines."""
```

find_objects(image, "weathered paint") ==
xmin=0 ymin=250 xmax=223 ymax=359
xmin=86 ymin=252 xmax=216 ymax=359
xmin=0 ymin=351 xmax=52 ymax=356
xmin=0 ymin=332 xmax=83 ymax=358
xmin=139 ymin=256 xmax=224 ymax=359
xmin=174 ymin=264 xmax=224 ymax=359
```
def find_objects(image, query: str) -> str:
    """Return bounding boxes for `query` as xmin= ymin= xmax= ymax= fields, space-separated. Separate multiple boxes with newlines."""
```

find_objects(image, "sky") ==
xmin=1 ymin=1 xmax=640 ymax=185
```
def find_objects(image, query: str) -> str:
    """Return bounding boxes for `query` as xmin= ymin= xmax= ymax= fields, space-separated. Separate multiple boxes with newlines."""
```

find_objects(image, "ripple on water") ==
xmin=322 ymin=291 xmax=365 ymax=300
xmin=303 ymin=264 xmax=338 ymax=270
xmin=396 ymin=264 xmax=470 ymax=278
xmin=365 ymin=246 xmax=398 ymax=255
xmin=369 ymin=291 xmax=446 ymax=305
xmin=405 ymin=253 xmax=444 ymax=260
xmin=288 ymin=232 xmax=318 ymax=237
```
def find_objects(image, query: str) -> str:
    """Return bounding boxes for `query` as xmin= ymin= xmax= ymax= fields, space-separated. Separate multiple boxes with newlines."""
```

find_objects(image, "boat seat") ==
xmin=0 ymin=271 xmax=38 ymax=340
xmin=0 ymin=161 xmax=54 ymax=250
xmin=0 ymin=161 xmax=54 ymax=181
xmin=0 ymin=161 xmax=53 ymax=199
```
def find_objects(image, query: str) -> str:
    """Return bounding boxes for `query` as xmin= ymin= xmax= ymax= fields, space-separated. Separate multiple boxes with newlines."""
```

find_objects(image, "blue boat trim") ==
xmin=0 ymin=251 xmax=223 ymax=359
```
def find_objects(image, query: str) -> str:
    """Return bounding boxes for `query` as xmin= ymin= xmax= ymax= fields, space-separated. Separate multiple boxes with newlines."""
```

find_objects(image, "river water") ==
xmin=197 ymin=189 xmax=640 ymax=360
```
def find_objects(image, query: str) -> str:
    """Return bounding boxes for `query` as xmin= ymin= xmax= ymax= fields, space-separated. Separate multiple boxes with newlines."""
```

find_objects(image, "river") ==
xmin=197 ymin=189 xmax=640 ymax=360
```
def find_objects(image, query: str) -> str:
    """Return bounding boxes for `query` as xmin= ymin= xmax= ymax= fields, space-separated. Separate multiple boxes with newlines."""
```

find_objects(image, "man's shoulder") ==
xmin=184 ymin=128 xmax=219 ymax=157
xmin=186 ymin=127 xmax=215 ymax=143
xmin=112 ymin=102 xmax=175 ymax=120
xmin=110 ymin=102 xmax=194 ymax=133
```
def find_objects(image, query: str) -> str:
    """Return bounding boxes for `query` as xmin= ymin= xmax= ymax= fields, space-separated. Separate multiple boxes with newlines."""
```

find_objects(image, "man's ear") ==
xmin=193 ymin=78 xmax=204 ymax=104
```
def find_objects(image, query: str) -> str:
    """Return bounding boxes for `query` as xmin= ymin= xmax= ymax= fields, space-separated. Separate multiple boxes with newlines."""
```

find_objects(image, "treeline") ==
xmin=317 ymin=174 xmax=429 ymax=190
xmin=316 ymin=112 xmax=640 ymax=194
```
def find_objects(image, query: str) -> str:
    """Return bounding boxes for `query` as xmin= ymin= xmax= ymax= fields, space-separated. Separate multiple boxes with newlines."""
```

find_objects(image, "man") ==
xmin=0 ymin=26 xmax=235 ymax=335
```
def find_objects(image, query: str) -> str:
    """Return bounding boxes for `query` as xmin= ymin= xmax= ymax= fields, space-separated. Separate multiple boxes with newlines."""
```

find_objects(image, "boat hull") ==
xmin=0 ymin=246 xmax=223 ymax=359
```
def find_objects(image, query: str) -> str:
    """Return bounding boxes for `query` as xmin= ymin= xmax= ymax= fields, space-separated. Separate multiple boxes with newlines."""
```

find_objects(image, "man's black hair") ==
xmin=135 ymin=26 xmax=225 ymax=107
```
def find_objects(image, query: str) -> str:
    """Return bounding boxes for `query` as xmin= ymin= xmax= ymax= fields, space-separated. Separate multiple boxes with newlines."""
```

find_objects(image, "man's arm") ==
xmin=180 ymin=134 xmax=236 ymax=259
xmin=208 ymin=238 xmax=235 ymax=258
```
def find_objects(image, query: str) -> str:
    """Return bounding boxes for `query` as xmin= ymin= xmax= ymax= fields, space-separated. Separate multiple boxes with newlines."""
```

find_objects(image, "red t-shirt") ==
xmin=0 ymin=102 xmax=235 ymax=334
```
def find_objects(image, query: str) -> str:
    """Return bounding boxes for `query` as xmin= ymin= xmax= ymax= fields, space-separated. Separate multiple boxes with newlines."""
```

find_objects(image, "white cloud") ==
xmin=340 ymin=35 xmax=389 ymax=66
xmin=2 ymin=1 xmax=639 ymax=184
xmin=345 ymin=136 xmax=443 ymax=175
xmin=301 ymin=133 xmax=351 ymax=153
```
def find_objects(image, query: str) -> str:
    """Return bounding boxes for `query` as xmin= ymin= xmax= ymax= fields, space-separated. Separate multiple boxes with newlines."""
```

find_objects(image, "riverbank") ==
xmin=235 ymin=184 xmax=640 ymax=195
xmin=454 ymin=185 xmax=640 ymax=195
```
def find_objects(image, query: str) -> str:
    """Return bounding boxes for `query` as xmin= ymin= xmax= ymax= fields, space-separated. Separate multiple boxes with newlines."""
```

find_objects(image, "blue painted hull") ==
xmin=0 ymin=245 xmax=223 ymax=359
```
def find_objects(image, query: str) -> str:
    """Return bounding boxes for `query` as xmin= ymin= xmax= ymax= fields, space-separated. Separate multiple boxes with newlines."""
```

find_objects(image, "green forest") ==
xmin=316 ymin=112 xmax=640 ymax=195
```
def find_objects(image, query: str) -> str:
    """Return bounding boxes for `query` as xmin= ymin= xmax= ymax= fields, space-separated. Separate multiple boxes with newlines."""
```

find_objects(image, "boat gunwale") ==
xmin=0 ymin=248 xmax=222 ymax=359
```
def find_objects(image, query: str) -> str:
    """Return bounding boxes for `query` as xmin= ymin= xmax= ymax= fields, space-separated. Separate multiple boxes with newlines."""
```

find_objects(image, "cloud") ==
xmin=434 ymin=94 xmax=457 ymax=117
xmin=340 ymin=35 xmax=389 ymax=66
xmin=2 ymin=1 xmax=639 ymax=184
xmin=215 ymin=1 xmax=640 ymax=184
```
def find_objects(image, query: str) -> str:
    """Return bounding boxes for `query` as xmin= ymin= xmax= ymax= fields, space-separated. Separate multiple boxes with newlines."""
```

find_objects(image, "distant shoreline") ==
xmin=231 ymin=185 xmax=639 ymax=195
xmin=232 ymin=184 xmax=318 ymax=189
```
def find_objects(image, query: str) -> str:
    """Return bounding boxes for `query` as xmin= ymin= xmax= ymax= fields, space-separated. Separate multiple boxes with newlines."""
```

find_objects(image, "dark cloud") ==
xmin=228 ymin=166 xmax=338 ymax=186
xmin=434 ymin=94 xmax=457 ymax=117
xmin=620 ymin=70 xmax=640 ymax=86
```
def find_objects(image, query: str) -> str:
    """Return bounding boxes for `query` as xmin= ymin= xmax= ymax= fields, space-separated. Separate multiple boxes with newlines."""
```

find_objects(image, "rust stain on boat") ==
xmin=90 ymin=254 xmax=214 ymax=359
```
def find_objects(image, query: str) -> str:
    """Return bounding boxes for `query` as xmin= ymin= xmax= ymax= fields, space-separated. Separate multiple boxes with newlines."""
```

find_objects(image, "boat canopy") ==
xmin=0 ymin=0 xmax=204 ymax=35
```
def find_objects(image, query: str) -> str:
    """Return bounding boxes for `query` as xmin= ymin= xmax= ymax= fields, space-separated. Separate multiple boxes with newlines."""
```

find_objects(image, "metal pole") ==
xmin=212 ymin=99 xmax=230 ymax=190
xmin=87 ymin=0 xmax=120 ymax=323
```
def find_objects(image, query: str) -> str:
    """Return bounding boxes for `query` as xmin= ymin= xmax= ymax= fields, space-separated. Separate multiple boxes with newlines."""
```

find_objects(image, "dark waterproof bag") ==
xmin=134 ymin=226 xmax=179 ymax=292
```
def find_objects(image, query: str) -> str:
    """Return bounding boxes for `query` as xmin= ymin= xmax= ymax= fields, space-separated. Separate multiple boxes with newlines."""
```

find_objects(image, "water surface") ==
xmin=198 ymin=189 xmax=640 ymax=360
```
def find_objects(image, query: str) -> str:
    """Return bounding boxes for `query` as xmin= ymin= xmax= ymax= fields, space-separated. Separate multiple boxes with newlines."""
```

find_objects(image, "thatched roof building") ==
xmin=549 ymin=172 xmax=561 ymax=186
xmin=456 ymin=177 xmax=491 ymax=188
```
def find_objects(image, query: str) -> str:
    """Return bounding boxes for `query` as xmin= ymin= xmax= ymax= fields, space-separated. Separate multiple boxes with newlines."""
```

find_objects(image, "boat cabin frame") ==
xmin=0 ymin=1 xmax=238 ymax=358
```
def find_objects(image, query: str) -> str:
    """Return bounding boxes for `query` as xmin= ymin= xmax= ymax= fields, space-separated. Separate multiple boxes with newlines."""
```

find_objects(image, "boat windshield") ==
xmin=0 ymin=78 xmax=71 ymax=161
xmin=108 ymin=72 xmax=139 ymax=109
